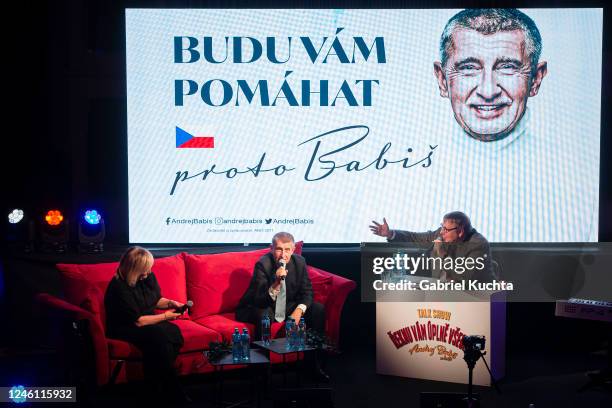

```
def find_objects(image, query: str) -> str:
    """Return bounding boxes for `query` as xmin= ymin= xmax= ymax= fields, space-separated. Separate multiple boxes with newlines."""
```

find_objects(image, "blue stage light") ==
xmin=84 ymin=210 xmax=101 ymax=225
xmin=79 ymin=209 xmax=105 ymax=252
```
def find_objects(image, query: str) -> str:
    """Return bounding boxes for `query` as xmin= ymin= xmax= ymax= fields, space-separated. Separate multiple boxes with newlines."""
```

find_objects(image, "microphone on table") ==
xmin=173 ymin=300 xmax=193 ymax=314
xmin=279 ymin=259 xmax=287 ymax=280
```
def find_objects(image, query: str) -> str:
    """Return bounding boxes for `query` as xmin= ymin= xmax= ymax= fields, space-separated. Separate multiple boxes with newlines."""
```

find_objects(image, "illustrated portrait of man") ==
xmin=433 ymin=9 xmax=548 ymax=142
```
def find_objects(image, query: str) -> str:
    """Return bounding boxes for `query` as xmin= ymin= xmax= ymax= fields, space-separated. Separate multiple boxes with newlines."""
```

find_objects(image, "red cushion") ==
xmin=184 ymin=248 xmax=269 ymax=319
xmin=308 ymin=266 xmax=333 ymax=304
xmin=108 ymin=338 xmax=140 ymax=359
xmin=196 ymin=313 xmax=285 ymax=343
xmin=151 ymin=253 xmax=188 ymax=305
xmin=196 ymin=313 xmax=255 ymax=342
xmin=57 ymin=254 xmax=187 ymax=320
xmin=173 ymin=320 xmax=222 ymax=352
xmin=56 ymin=254 xmax=187 ymax=304
xmin=270 ymin=321 xmax=285 ymax=338
xmin=57 ymin=261 xmax=118 ymax=283
xmin=108 ymin=320 xmax=221 ymax=359
xmin=57 ymin=261 xmax=117 ymax=306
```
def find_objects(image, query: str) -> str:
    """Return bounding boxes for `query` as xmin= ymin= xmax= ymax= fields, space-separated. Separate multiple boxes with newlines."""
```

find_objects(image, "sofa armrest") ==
xmin=309 ymin=269 xmax=357 ymax=347
xmin=35 ymin=293 xmax=110 ymax=386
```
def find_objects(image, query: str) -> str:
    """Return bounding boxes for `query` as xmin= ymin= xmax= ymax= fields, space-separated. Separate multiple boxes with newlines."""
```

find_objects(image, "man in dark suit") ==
xmin=370 ymin=211 xmax=494 ymax=282
xmin=236 ymin=232 xmax=325 ymax=337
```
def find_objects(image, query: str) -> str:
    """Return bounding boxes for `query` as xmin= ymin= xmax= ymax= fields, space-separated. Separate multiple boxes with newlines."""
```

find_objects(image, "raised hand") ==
xmin=369 ymin=217 xmax=391 ymax=238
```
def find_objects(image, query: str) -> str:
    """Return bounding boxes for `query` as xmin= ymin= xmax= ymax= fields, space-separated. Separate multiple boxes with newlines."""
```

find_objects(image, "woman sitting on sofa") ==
xmin=104 ymin=246 xmax=189 ymax=404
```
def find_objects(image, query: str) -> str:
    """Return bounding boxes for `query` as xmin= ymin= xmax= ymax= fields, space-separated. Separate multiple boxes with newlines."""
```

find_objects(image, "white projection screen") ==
xmin=126 ymin=9 xmax=602 ymax=244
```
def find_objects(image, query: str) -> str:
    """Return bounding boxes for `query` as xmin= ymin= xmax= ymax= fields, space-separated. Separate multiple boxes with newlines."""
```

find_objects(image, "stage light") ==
xmin=79 ymin=209 xmax=105 ymax=252
xmin=45 ymin=210 xmax=64 ymax=226
xmin=40 ymin=209 xmax=69 ymax=253
xmin=84 ymin=210 xmax=101 ymax=225
xmin=8 ymin=209 xmax=24 ymax=224
xmin=4 ymin=209 xmax=34 ymax=252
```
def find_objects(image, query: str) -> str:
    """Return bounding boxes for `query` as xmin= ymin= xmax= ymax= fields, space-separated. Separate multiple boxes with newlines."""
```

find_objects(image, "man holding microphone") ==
xmin=236 ymin=231 xmax=328 ymax=380
xmin=370 ymin=211 xmax=494 ymax=282
xmin=236 ymin=231 xmax=325 ymax=340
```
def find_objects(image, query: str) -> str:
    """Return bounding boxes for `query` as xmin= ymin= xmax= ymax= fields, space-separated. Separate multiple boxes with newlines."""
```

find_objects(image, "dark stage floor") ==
xmin=1 ymin=344 xmax=610 ymax=408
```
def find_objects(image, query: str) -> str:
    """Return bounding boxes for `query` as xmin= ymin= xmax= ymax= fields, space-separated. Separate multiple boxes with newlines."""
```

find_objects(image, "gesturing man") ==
xmin=370 ymin=211 xmax=494 ymax=282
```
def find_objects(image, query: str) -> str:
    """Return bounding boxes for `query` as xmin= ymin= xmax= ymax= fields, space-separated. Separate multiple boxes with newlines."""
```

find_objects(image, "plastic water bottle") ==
xmin=285 ymin=319 xmax=295 ymax=350
xmin=298 ymin=317 xmax=306 ymax=349
xmin=290 ymin=320 xmax=299 ymax=349
xmin=261 ymin=314 xmax=271 ymax=346
xmin=232 ymin=328 xmax=242 ymax=363
xmin=241 ymin=328 xmax=250 ymax=362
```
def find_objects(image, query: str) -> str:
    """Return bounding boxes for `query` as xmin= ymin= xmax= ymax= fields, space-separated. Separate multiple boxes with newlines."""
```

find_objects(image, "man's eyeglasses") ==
xmin=440 ymin=224 xmax=458 ymax=233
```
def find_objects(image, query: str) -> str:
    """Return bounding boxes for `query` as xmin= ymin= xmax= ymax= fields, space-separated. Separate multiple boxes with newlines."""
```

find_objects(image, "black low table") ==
xmin=253 ymin=338 xmax=317 ymax=386
xmin=209 ymin=349 xmax=270 ymax=408
xmin=253 ymin=338 xmax=316 ymax=354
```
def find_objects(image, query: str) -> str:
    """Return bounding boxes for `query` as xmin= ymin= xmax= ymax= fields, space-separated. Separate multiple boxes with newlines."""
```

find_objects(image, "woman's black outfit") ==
xmin=104 ymin=273 xmax=185 ymax=401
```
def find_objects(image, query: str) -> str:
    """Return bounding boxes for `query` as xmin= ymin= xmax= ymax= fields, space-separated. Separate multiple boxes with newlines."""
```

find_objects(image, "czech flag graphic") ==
xmin=175 ymin=126 xmax=215 ymax=148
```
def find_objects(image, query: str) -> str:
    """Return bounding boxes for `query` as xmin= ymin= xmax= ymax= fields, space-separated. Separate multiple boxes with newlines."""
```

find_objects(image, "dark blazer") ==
xmin=390 ymin=227 xmax=493 ymax=282
xmin=237 ymin=252 xmax=313 ymax=314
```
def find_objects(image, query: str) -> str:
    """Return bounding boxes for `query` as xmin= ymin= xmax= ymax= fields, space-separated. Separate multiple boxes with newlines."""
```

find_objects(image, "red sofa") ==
xmin=35 ymin=245 xmax=356 ymax=386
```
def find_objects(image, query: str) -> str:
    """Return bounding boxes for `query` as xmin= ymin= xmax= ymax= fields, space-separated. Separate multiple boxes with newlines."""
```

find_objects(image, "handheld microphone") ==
xmin=279 ymin=259 xmax=287 ymax=280
xmin=173 ymin=300 xmax=193 ymax=314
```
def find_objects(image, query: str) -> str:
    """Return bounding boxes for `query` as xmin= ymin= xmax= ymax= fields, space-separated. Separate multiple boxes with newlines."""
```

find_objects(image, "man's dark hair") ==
xmin=440 ymin=8 xmax=542 ymax=74
xmin=272 ymin=232 xmax=295 ymax=246
xmin=443 ymin=211 xmax=473 ymax=238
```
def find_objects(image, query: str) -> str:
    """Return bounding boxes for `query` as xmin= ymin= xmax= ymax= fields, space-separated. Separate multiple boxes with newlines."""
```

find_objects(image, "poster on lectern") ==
xmin=377 ymin=301 xmax=505 ymax=385
xmin=126 ymin=9 xmax=602 ymax=244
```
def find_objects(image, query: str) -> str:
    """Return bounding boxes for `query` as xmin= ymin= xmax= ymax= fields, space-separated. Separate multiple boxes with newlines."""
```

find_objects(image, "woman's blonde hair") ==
xmin=116 ymin=246 xmax=154 ymax=286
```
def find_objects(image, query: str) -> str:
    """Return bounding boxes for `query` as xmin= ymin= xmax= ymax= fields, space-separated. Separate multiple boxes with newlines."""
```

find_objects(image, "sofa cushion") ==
xmin=184 ymin=248 xmax=270 ymax=320
xmin=150 ymin=254 xmax=189 ymax=306
xmin=57 ymin=253 xmax=188 ymax=321
xmin=108 ymin=319 xmax=221 ymax=359
xmin=173 ymin=320 xmax=222 ymax=352
xmin=195 ymin=313 xmax=253 ymax=343
xmin=107 ymin=338 xmax=141 ymax=359
xmin=307 ymin=266 xmax=333 ymax=305
xmin=57 ymin=261 xmax=117 ymax=306
xmin=195 ymin=313 xmax=285 ymax=343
